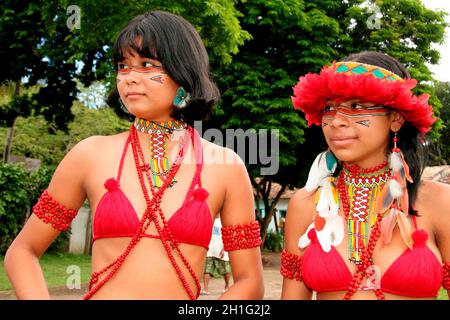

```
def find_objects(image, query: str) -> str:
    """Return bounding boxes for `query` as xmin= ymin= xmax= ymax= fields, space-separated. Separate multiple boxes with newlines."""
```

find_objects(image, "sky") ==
xmin=422 ymin=0 xmax=450 ymax=82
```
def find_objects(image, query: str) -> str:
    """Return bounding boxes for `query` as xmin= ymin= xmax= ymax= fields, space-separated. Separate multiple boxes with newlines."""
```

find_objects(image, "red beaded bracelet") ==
xmin=33 ymin=190 xmax=78 ymax=231
xmin=280 ymin=249 xmax=303 ymax=281
xmin=443 ymin=262 xmax=450 ymax=290
xmin=221 ymin=221 xmax=262 ymax=251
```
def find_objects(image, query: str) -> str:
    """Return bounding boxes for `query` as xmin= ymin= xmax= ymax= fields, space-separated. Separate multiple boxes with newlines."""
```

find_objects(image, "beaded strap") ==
xmin=280 ymin=249 xmax=303 ymax=281
xmin=221 ymin=221 xmax=262 ymax=251
xmin=443 ymin=262 xmax=450 ymax=290
xmin=33 ymin=190 xmax=78 ymax=231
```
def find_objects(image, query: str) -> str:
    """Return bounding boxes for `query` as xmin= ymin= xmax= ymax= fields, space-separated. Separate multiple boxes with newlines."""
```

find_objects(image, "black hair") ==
xmin=106 ymin=10 xmax=220 ymax=125
xmin=338 ymin=51 xmax=425 ymax=216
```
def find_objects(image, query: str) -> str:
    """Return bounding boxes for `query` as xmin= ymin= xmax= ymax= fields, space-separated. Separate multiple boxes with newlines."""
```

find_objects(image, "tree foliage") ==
xmin=213 ymin=0 xmax=448 ymax=243
xmin=0 ymin=163 xmax=29 ymax=254
xmin=0 ymin=102 xmax=130 ymax=166
xmin=434 ymin=81 xmax=450 ymax=164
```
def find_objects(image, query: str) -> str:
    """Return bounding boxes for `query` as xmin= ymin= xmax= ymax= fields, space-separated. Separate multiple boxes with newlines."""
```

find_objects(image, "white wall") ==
xmin=69 ymin=207 xmax=91 ymax=254
xmin=255 ymin=199 xmax=288 ymax=233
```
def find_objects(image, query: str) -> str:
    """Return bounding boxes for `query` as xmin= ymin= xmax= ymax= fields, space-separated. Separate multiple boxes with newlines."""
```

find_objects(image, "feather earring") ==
xmin=304 ymin=150 xmax=337 ymax=192
xmin=378 ymin=131 xmax=413 ymax=248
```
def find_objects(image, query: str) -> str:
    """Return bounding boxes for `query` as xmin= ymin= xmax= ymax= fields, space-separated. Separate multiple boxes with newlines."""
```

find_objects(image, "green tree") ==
xmin=0 ymin=101 xmax=130 ymax=166
xmin=434 ymin=81 xmax=450 ymax=164
xmin=0 ymin=0 xmax=250 ymax=162
xmin=213 ymin=0 xmax=447 ymax=245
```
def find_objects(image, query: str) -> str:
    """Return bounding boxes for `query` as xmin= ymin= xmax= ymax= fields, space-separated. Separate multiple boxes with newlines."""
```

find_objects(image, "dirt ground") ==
xmin=0 ymin=251 xmax=282 ymax=300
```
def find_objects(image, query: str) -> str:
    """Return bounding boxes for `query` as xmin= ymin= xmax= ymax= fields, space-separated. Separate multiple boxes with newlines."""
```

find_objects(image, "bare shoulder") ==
xmin=286 ymin=188 xmax=316 ymax=229
xmin=201 ymin=139 xmax=244 ymax=166
xmin=201 ymin=139 xmax=247 ymax=181
xmin=416 ymin=180 xmax=450 ymax=234
xmin=284 ymin=188 xmax=316 ymax=253
xmin=416 ymin=180 xmax=450 ymax=214
xmin=71 ymin=132 xmax=128 ymax=155
xmin=48 ymin=132 xmax=129 ymax=196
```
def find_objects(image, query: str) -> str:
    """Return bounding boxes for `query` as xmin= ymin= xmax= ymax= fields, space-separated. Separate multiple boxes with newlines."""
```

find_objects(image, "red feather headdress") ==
xmin=291 ymin=61 xmax=436 ymax=134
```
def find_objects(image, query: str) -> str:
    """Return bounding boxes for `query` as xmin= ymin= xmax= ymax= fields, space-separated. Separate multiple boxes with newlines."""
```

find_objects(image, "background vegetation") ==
xmin=1 ymin=0 xmax=449 ymax=250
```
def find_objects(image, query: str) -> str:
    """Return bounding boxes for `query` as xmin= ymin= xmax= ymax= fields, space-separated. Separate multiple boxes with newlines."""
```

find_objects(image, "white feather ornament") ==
xmin=305 ymin=151 xmax=337 ymax=192
xmin=317 ymin=179 xmax=339 ymax=218
xmin=388 ymin=179 xmax=403 ymax=199
xmin=298 ymin=224 xmax=314 ymax=249
xmin=388 ymin=151 xmax=403 ymax=172
xmin=328 ymin=215 xmax=345 ymax=247
xmin=316 ymin=225 xmax=332 ymax=253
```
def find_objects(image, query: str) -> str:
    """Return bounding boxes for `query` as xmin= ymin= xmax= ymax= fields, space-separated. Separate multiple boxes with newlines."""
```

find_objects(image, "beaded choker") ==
xmin=338 ymin=161 xmax=391 ymax=264
xmin=134 ymin=118 xmax=187 ymax=188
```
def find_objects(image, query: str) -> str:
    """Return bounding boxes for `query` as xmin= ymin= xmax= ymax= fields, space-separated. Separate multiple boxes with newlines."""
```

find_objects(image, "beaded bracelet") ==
xmin=221 ymin=221 xmax=262 ymax=251
xmin=33 ymin=190 xmax=78 ymax=231
xmin=280 ymin=249 xmax=303 ymax=281
xmin=443 ymin=262 xmax=450 ymax=290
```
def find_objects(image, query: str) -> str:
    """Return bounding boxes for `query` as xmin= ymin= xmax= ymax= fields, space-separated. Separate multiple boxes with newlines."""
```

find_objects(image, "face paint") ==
xmin=149 ymin=75 xmax=165 ymax=84
xmin=322 ymin=103 xmax=389 ymax=122
xmin=117 ymin=62 xmax=165 ymax=75
xmin=322 ymin=121 xmax=329 ymax=127
xmin=356 ymin=120 xmax=371 ymax=127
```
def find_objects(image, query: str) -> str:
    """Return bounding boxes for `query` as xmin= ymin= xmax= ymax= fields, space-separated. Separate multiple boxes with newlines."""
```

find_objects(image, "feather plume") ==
xmin=316 ymin=226 xmax=332 ymax=253
xmin=389 ymin=151 xmax=404 ymax=177
xmin=389 ymin=179 xmax=404 ymax=199
xmin=400 ymin=151 xmax=413 ymax=183
xmin=314 ymin=215 xmax=326 ymax=231
xmin=400 ymin=187 xmax=410 ymax=215
xmin=305 ymin=152 xmax=335 ymax=191
xmin=380 ymin=208 xmax=398 ymax=246
xmin=317 ymin=179 xmax=339 ymax=217
xmin=328 ymin=215 xmax=345 ymax=247
xmin=298 ymin=224 xmax=313 ymax=248
xmin=397 ymin=211 xmax=414 ymax=249
xmin=375 ymin=182 xmax=394 ymax=214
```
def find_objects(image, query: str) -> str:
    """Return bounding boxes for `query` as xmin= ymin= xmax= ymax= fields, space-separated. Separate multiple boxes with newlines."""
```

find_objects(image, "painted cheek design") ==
xmin=149 ymin=75 xmax=165 ymax=84
xmin=356 ymin=120 xmax=371 ymax=127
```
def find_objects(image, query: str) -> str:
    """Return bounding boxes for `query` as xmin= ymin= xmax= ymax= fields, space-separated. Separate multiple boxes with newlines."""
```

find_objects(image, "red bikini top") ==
xmin=301 ymin=216 xmax=443 ymax=298
xmin=92 ymin=128 xmax=213 ymax=249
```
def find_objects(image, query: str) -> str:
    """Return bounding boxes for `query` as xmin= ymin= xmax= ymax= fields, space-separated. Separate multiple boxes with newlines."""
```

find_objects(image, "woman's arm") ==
xmin=281 ymin=188 xmax=315 ymax=300
xmin=4 ymin=136 xmax=96 ymax=299
xmin=216 ymin=149 xmax=264 ymax=300
xmin=428 ymin=181 xmax=450 ymax=299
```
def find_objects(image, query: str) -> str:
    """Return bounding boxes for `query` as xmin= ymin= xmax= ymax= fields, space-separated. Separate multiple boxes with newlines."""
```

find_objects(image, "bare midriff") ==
xmin=89 ymin=237 xmax=206 ymax=299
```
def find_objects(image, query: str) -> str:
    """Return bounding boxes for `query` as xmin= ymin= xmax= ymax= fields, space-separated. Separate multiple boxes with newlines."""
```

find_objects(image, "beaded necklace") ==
xmin=338 ymin=162 xmax=390 ymax=264
xmin=84 ymin=125 xmax=200 ymax=300
xmin=134 ymin=118 xmax=187 ymax=188
xmin=337 ymin=161 xmax=391 ymax=300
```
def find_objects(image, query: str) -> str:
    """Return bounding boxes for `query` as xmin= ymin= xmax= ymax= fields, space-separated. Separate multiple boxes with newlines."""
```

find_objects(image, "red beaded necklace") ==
xmin=132 ymin=125 xmax=201 ymax=299
xmin=83 ymin=125 xmax=200 ymax=300
xmin=337 ymin=161 xmax=390 ymax=300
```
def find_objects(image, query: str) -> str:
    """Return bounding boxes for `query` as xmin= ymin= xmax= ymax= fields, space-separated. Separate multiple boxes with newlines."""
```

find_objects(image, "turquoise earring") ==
xmin=119 ymin=98 xmax=134 ymax=122
xmin=173 ymin=87 xmax=191 ymax=109
xmin=119 ymin=98 xmax=129 ymax=114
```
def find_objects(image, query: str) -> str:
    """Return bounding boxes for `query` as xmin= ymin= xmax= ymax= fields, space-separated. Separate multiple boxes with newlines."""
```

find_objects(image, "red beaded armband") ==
xmin=280 ymin=249 xmax=303 ymax=281
xmin=221 ymin=221 xmax=262 ymax=251
xmin=443 ymin=262 xmax=450 ymax=290
xmin=33 ymin=190 xmax=78 ymax=231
